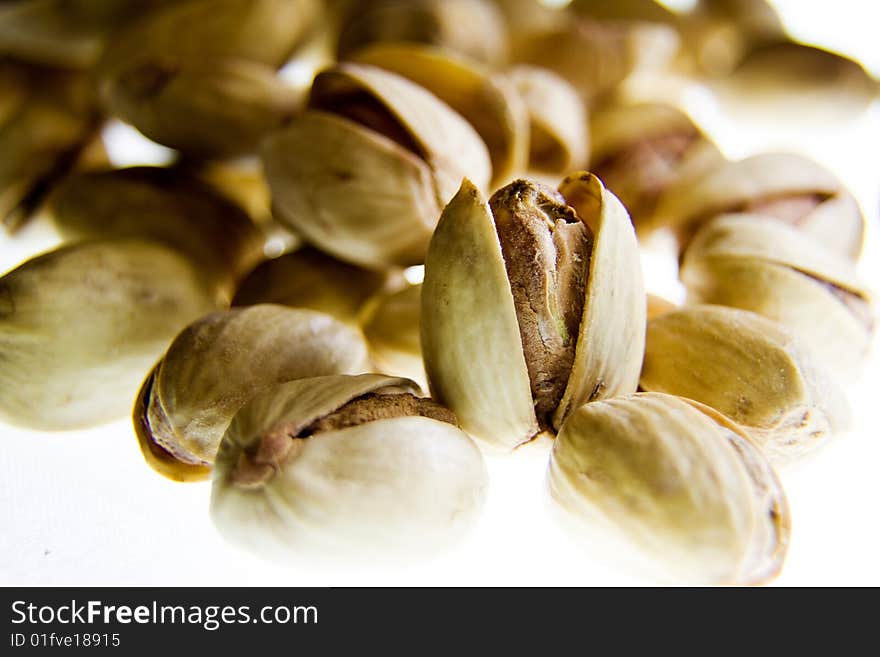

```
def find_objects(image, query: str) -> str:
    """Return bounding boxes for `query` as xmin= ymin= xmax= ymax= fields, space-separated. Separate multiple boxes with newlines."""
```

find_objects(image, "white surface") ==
xmin=1 ymin=3 xmax=879 ymax=587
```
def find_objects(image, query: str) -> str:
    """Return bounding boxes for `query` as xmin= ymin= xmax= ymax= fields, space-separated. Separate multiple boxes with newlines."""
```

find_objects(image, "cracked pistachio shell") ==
xmin=0 ymin=239 xmax=221 ymax=430
xmin=350 ymin=43 xmax=529 ymax=185
xmin=134 ymin=304 xmax=370 ymax=482
xmin=104 ymin=57 xmax=302 ymax=158
xmin=337 ymin=0 xmax=507 ymax=66
xmin=97 ymin=0 xmax=321 ymax=84
xmin=421 ymin=174 xmax=645 ymax=449
xmin=49 ymin=166 xmax=263 ymax=300
xmin=640 ymin=305 xmax=851 ymax=465
xmin=652 ymin=153 xmax=866 ymax=259
xmin=361 ymin=283 xmax=426 ymax=389
xmin=210 ymin=373 xmax=487 ymax=561
xmin=508 ymin=65 xmax=588 ymax=175
xmin=232 ymin=247 xmax=389 ymax=326
xmin=589 ymin=103 xmax=724 ymax=227
xmin=548 ymin=392 xmax=789 ymax=585
xmin=681 ymin=214 xmax=874 ymax=381
xmin=263 ymin=63 xmax=491 ymax=268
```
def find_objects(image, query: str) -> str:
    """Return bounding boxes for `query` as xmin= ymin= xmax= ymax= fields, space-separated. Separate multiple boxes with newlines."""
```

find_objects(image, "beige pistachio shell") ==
xmin=262 ymin=110 xmax=440 ymax=269
xmin=652 ymin=152 xmax=866 ymax=258
xmin=646 ymin=293 xmax=677 ymax=319
xmin=421 ymin=174 xmax=645 ymax=448
xmin=681 ymin=215 xmax=873 ymax=381
xmin=232 ymin=247 xmax=388 ymax=326
xmin=510 ymin=18 xmax=679 ymax=102
xmin=181 ymin=158 xmax=275 ymax=228
xmin=568 ymin=0 xmax=679 ymax=23
xmin=349 ymin=43 xmax=529 ymax=185
xmin=49 ymin=166 xmax=263 ymax=299
xmin=548 ymin=392 xmax=789 ymax=584
xmin=422 ymin=179 xmax=538 ymax=448
xmin=97 ymin=0 xmax=320 ymax=84
xmin=134 ymin=304 xmax=370 ymax=481
xmin=361 ymin=283 xmax=426 ymax=389
xmin=211 ymin=373 xmax=487 ymax=561
xmin=337 ymin=0 xmax=508 ymax=66
xmin=640 ymin=305 xmax=850 ymax=465
xmin=104 ymin=57 xmax=302 ymax=158
xmin=308 ymin=62 xmax=491 ymax=203
xmin=0 ymin=239 xmax=221 ymax=430
xmin=508 ymin=65 xmax=588 ymax=175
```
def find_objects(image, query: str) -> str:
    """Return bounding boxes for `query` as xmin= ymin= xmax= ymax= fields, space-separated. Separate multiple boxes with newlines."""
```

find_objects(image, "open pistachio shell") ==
xmin=350 ymin=43 xmax=529 ymax=185
xmin=681 ymin=214 xmax=874 ymax=381
xmin=0 ymin=239 xmax=221 ymax=430
xmin=49 ymin=166 xmax=263 ymax=300
xmin=337 ymin=0 xmax=508 ymax=66
xmin=549 ymin=392 xmax=789 ymax=584
xmin=640 ymin=304 xmax=851 ymax=465
xmin=361 ymin=283 xmax=426 ymax=389
xmin=652 ymin=152 xmax=866 ymax=259
xmin=211 ymin=373 xmax=487 ymax=561
xmin=589 ymin=102 xmax=724 ymax=227
xmin=105 ymin=57 xmax=302 ymax=158
xmin=263 ymin=111 xmax=439 ymax=269
xmin=508 ymin=65 xmax=588 ymax=175
xmin=134 ymin=304 xmax=370 ymax=481
xmin=308 ymin=62 xmax=491 ymax=203
xmin=421 ymin=173 xmax=645 ymax=448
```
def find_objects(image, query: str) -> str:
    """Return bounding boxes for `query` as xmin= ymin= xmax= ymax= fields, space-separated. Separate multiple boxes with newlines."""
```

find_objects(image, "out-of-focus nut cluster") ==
xmin=0 ymin=0 xmax=876 ymax=584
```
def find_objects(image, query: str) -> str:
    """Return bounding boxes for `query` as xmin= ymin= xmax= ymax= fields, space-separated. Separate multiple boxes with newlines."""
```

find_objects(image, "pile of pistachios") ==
xmin=0 ymin=0 xmax=876 ymax=584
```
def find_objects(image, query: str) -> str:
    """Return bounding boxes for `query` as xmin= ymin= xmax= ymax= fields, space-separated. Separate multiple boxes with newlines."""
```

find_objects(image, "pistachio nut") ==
xmin=349 ymin=43 xmax=530 ymax=186
xmin=568 ymin=0 xmax=680 ymax=24
xmin=548 ymin=392 xmax=789 ymax=585
xmin=0 ymin=239 xmax=221 ymax=430
xmin=589 ymin=102 xmax=724 ymax=228
xmin=134 ymin=304 xmax=371 ymax=482
xmin=337 ymin=0 xmax=508 ymax=66
xmin=232 ymin=247 xmax=388 ymax=326
xmin=508 ymin=65 xmax=588 ymax=175
xmin=49 ymin=166 xmax=264 ymax=300
xmin=211 ymin=373 xmax=487 ymax=561
xmin=652 ymin=152 xmax=866 ymax=259
xmin=180 ymin=158 xmax=274 ymax=228
xmin=1 ymin=62 xmax=101 ymax=232
xmin=361 ymin=283 xmax=426 ymax=389
xmin=680 ymin=214 xmax=874 ymax=381
xmin=640 ymin=304 xmax=851 ymax=465
xmin=646 ymin=293 xmax=677 ymax=319
xmin=509 ymin=17 xmax=680 ymax=102
xmin=104 ymin=57 xmax=302 ymax=158
xmin=422 ymin=173 xmax=645 ymax=448
xmin=262 ymin=62 xmax=491 ymax=269
xmin=97 ymin=0 xmax=321 ymax=85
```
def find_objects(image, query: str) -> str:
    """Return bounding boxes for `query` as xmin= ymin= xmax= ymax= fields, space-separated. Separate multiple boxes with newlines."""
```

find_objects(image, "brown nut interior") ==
xmin=489 ymin=180 xmax=594 ymax=425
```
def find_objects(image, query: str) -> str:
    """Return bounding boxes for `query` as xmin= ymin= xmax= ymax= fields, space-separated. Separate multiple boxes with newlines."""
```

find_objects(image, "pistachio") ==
xmin=49 ymin=166 xmax=264 ymax=300
xmin=509 ymin=17 xmax=680 ymax=102
xmin=589 ymin=103 xmax=724 ymax=228
xmin=640 ymin=304 xmax=850 ymax=465
xmin=262 ymin=62 xmax=491 ymax=268
xmin=0 ymin=239 xmax=221 ymax=430
xmin=211 ymin=373 xmax=487 ymax=561
xmin=508 ymin=65 xmax=588 ymax=175
xmin=646 ymin=293 xmax=677 ymax=319
xmin=104 ymin=57 xmax=302 ymax=158
xmin=548 ymin=392 xmax=789 ymax=584
xmin=337 ymin=0 xmax=508 ymax=66
xmin=361 ymin=283 xmax=426 ymax=389
xmin=422 ymin=173 xmax=645 ymax=448
xmin=680 ymin=214 xmax=874 ymax=381
xmin=652 ymin=152 xmax=866 ymax=259
xmin=349 ymin=43 xmax=529 ymax=186
xmin=232 ymin=247 xmax=388 ymax=326
xmin=134 ymin=304 xmax=371 ymax=482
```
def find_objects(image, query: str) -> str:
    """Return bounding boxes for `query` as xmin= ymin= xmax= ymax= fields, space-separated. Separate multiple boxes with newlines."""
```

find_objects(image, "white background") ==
xmin=1 ymin=1 xmax=878 ymax=586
